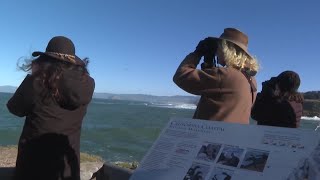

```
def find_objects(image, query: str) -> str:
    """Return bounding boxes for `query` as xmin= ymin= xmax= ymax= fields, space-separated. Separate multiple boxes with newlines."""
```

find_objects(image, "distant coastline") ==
xmin=1 ymin=86 xmax=319 ymax=117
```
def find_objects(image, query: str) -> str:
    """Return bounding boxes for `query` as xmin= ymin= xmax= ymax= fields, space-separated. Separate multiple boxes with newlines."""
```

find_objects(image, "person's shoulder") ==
xmin=86 ymin=74 xmax=95 ymax=83
xmin=287 ymin=99 xmax=303 ymax=109
xmin=225 ymin=67 xmax=247 ymax=78
xmin=83 ymin=74 xmax=95 ymax=88
xmin=205 ymin=67 xmax=240 ymax=78
xmin=59 ymin=70 xmax=94 ymax=90
xmin=224 ymin=67 xmax=253 ymax=85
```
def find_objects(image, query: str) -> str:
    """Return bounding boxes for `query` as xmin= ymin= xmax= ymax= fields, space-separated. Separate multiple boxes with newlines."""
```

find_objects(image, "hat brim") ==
xmin=32 ymin=51 xmax=84 ymax=66
xmin=209 ymin=37 xmax=253 ymax=60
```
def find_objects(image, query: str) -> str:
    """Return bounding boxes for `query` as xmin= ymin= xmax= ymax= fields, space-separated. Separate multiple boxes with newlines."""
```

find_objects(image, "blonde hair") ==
xmin=220 ymin=40 xmax=259 ymax=73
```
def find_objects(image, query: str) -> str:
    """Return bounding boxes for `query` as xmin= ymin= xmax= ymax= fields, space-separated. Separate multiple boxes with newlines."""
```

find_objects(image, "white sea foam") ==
xmin=173 ymin=104 xmax=197 ymax=110
xmin=149 ymin=103 xmax=196 ymax=110
xmin=301 ymin=116 xmax=320 ymax=121
xmin=92 ymin=101 xmax=118 ymax=105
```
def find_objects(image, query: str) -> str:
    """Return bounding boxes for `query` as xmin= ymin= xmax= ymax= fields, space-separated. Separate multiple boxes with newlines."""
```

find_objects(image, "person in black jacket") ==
xmin=251 ymin=71 xmax=303 ymax=128
xmin=7 ymin=36 xmax=95 ymax=180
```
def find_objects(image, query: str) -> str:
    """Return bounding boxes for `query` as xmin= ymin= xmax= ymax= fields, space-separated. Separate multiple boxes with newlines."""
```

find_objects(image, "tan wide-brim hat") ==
xmin=211 ymin=28 xmax=253 ymax=59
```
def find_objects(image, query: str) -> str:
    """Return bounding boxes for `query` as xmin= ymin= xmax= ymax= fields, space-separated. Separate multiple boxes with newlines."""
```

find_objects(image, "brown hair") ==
xmin=277 ymin=71 xmax=304 ymax=103
xmin=19 ymin=55 xmax=89 ymax=104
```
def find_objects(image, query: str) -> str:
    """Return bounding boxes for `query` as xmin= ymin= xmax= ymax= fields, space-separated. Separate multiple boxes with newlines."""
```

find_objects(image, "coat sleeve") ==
xmin=251 ymin=93 xmax=282 ymax=124
xmin=251 ymin=93 xmax=297 ymax=127
xmin=173 ymin=53 xmax=219 ymax=95
xmin=7 ymin=75 xmax=34 ymax=117
xmin=58 ymin=71 xmax=95 ymax=110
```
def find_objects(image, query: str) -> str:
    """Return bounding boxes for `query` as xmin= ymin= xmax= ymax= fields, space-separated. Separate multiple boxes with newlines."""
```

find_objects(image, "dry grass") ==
xmin=1 ymin=146 xmax=138 ymax=172
xmin=114 ymin=161 xmax=139 ymax=170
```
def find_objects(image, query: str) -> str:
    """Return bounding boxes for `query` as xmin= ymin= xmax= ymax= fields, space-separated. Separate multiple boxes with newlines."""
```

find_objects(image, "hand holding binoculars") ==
xmin=194 ymin=37 xmax=218 ymax=69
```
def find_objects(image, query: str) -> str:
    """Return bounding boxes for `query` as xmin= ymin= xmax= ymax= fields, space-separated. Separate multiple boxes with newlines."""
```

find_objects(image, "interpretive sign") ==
xmin=130 ymin=118 xmax=320 ymax=180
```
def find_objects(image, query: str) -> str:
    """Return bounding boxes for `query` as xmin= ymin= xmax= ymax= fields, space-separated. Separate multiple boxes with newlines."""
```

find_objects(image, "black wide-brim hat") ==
xmin=32 ymin=36 xmax=84 ymax=66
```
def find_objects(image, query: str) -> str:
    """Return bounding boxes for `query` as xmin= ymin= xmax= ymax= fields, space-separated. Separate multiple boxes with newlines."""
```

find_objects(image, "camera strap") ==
xmin=241 ymin=71 xmax=257 ymax=104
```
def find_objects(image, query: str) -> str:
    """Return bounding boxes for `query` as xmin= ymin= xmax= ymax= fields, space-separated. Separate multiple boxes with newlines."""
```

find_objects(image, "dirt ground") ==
xmin=0 ymin=146 xmax=104 ymax=180
xmin=0 ymin=146 xmax=17 ymax=167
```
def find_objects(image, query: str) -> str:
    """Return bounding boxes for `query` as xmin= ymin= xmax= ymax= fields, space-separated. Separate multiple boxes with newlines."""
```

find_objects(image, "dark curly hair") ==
xmin=19 ymin=55 xmax=90 ymax=104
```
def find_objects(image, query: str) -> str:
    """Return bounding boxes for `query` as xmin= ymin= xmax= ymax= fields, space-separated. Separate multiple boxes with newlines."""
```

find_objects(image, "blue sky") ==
xmin=0 ymin=1 xmax=319 ymax=96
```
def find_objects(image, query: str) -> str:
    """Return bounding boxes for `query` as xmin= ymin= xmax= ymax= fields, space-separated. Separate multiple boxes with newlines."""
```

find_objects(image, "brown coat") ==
xmin=7 ymin=70 xmax=95 ymax=180
xmin=173 ymin=53 xmax=257 ymax=124
xmin=251 ymin=93 xmax=303 ymax=128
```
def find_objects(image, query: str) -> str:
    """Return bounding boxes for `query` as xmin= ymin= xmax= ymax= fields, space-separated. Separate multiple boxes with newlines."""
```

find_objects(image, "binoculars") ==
xmin=199 ymin=37 xmax=218 ymax=69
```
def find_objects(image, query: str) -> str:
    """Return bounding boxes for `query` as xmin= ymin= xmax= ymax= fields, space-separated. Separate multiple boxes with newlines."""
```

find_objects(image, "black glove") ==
xmin=261 ymin=77 xmax=279 ymax=98
xmin=194 ymin=37 xmax=218 ymax=69
xmin=194 ymin=39 xmax=207 ymax=57
xmin=194 ymin=38 xmax=217 ymax=56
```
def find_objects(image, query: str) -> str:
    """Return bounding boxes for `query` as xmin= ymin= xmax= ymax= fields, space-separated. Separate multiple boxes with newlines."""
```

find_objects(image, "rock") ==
xmin=90 ymin=162 xmax=133 ymax=180
xmin=81 ymin=162 xmax=104 ymax=180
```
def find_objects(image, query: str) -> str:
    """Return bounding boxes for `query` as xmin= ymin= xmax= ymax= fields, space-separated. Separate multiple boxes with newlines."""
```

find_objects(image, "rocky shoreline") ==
xmin=303 ymin=99 xmax=320 ymax=117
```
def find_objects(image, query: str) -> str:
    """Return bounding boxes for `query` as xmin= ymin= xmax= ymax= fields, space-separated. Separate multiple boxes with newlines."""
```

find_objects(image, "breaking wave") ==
xmin=148 ymin=103 xmax=196 ymax=110
xmin=301 ymin=116 xmax=320 ymax=121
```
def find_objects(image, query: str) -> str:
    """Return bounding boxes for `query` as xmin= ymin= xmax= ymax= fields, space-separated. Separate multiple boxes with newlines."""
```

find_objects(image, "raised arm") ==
xmin=58 ymin=70 xmax=95 ymax=110
xmin=7 ymin=75 xmax=34 ymax=117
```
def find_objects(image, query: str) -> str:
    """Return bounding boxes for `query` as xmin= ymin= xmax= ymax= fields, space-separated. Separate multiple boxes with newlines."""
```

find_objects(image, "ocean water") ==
xmin=0 ymin=92 xmax=319 ymax=163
